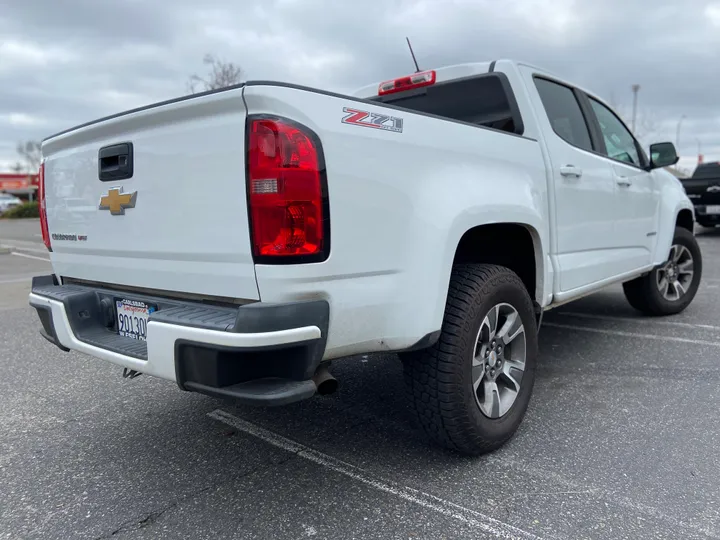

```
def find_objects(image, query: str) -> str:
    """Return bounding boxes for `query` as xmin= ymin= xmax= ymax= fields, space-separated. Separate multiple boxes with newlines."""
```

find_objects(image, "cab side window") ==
xmin=588 ymin=98 xmax=642 ymax=167
xmin=534 ymin=78 xmax=593 ymax=152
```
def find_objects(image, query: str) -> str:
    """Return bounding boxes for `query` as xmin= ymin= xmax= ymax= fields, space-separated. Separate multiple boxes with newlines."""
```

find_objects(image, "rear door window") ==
xmin=534 ymin=78 xmax=593 ymax=152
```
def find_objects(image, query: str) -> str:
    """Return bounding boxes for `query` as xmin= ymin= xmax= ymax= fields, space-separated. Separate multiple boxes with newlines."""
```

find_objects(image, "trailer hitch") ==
xmin=122 ymin=368 xmax=142 ymax=379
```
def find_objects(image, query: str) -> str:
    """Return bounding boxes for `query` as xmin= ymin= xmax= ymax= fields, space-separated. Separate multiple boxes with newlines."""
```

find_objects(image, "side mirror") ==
xmin=648 ymin=142 xmax=679 ymax=170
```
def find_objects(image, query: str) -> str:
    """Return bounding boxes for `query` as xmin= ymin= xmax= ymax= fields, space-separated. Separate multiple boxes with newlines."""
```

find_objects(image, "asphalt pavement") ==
xmin=2 ymin=219 xmax=720 ymax=540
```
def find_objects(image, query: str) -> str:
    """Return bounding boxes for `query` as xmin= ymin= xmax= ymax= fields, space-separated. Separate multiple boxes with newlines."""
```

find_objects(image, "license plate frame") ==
xmin=706 ymin=205 xmax=720 ymax=215
xmin=115 ymin=298 xmax=157 ymax=341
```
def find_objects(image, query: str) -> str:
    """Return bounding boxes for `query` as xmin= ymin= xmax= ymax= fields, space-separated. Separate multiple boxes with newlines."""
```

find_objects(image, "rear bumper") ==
xmin=28 ymin=276 xmax=329 ymax=406
xmin=693 ymin=205 xmax=720 ymax=224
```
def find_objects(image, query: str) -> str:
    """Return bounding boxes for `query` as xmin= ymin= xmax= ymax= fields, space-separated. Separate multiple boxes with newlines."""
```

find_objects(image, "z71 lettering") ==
xmin=342 ymin=107 xmax=403 ymax=133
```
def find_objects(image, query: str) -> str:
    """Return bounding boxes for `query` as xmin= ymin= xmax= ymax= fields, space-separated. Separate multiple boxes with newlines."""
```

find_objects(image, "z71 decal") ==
xmin=341 ymin=107 xmax=403 ymax=133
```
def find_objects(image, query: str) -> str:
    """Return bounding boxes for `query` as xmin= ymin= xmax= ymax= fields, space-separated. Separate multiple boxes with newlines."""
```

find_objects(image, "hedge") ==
xmin=2 ymin=201 xmax=39 ymax=219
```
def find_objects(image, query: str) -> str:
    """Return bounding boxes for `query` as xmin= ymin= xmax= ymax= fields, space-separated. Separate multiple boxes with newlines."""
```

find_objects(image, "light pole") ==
xmin=631 ymin=84 xmax=640 ymax=133
xmin=676 ymin=115 xmax=686 ymax=149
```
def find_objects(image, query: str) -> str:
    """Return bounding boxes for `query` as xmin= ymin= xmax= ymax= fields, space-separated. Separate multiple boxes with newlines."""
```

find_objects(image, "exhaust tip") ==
xmin=312 ymin=366 xmax=338 ymax=396
xmin=316 ymin=377 xmax=339 ymax=396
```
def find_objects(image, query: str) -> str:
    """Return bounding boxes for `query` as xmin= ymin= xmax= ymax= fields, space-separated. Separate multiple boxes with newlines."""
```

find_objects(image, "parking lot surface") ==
xmin=2 ymin=219 xmax=720 ymax=540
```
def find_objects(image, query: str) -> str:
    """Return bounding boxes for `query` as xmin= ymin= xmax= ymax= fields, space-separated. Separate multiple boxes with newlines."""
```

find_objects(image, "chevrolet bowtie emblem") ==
xmin=99 ymin=187 xmax=137 ymax=215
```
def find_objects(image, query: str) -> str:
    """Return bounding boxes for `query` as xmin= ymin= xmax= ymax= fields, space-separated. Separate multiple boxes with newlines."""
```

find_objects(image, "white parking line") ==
xmin=10 ymin=252 xmax=50 ymax=262
xmin=0 ymin=276 xmax=40 ymax=285
xmin=11 ymin=246 xmax=52 ymax=254
xmin=489 ymin=455 xmax=720 ymax=539
xmin=556 ymin=311 xmax=720 ymax=332
xmin=1 ymin=243 xmax=51 ymax=254
xmin=543 ymin=322 xmax=720 ymax=347
xmin=208 ymin=409 xmax=545 ymax=540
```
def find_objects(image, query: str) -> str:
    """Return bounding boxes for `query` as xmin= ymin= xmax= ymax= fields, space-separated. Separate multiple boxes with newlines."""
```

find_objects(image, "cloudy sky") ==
xmin=1 ymin=0 xmax=718 ymax=173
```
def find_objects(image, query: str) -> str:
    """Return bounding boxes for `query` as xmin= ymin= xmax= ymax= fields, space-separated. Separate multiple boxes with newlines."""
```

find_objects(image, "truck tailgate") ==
xmin=682 ymin=178 xmax=720 ymax=206
xmin=41 ymin=87 xmax=259 ymax=301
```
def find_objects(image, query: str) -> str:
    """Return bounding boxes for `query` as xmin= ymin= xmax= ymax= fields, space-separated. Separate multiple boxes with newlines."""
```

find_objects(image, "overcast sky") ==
xmin=1 ymin=0 xmax=718 ymax=173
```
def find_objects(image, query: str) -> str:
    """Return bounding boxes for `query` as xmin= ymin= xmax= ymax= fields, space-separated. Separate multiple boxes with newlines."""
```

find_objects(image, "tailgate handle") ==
xmin=98 ymin=142 xmax=133 ymax=181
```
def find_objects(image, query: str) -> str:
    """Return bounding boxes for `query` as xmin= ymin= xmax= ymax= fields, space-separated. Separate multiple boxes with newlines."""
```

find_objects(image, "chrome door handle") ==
xmin=560 ymin=165 xmax=583 ymax=178
xmin=616 ymin=176 xmax=632 ymax=187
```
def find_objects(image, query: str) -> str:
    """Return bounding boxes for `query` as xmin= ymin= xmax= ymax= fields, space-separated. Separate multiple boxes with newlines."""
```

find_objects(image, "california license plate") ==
xmin=116 ymin=299 xmax=156 ymax=341
xmin=706 ymin=205 xmax=720 ymax=215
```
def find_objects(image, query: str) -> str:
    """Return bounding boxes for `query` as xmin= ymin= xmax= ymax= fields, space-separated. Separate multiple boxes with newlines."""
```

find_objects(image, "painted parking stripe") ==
xmin=555 ymin=311 xmax=720 ymax=332
xmin=208 ymin=409 xmax=544 ymax=540
xmin=0 ymin=276 xmax=43 ymax=285
xmin=543 ymin=322 xmax=720 ymax=347
xmin=10 ymin=252 xmax=50 ymax=262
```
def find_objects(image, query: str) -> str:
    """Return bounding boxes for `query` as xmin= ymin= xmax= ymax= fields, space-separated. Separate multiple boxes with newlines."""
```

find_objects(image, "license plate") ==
xmin=706 ymin=205 xmax=720 ymax=215
xmin=115 ymin=299 xmax=156 ymax=341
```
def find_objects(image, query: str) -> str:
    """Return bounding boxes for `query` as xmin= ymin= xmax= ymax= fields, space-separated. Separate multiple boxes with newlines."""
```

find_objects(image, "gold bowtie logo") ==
xmin=99 ymin=188 xmax=137 ymax=215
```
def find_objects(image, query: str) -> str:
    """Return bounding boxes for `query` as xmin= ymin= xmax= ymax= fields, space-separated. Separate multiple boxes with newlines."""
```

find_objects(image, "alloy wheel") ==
xmin=471 ymin=303 xmax=527 ymax=418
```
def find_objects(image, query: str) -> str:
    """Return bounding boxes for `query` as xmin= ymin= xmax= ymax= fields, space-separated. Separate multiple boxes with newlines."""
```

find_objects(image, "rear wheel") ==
xmin=623 ymin=227 xmax=702 ymax=315
xmin=402 ymin=264 xmax=537 ymax=456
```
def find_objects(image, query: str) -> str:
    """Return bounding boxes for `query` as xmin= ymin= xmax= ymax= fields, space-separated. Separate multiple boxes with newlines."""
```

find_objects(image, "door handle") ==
xmin=616 ymin=176 xmax=632 ymax=187
xmin=560 ymin=165 xmax=583 ymax=178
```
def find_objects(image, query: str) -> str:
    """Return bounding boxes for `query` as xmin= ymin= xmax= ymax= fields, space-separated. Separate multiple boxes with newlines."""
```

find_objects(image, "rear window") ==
xmin=371 ymin=73 xmax=523 ymax=135
xmin=692 ymin=163 xmax=720 ymax=179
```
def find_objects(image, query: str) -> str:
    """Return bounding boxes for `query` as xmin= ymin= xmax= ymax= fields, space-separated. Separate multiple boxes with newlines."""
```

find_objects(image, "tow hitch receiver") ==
xmin=122 ymin=368 xmax=142 ymax=379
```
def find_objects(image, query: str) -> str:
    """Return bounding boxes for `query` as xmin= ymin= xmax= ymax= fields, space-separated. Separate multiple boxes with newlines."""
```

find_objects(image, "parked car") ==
xmin=29 ymin=59 xmax=701 ymax=455
xmin=0 ymin=193 xmax=22 ymax=214
xmin=681 ymin=161 xmax=720 ymax=228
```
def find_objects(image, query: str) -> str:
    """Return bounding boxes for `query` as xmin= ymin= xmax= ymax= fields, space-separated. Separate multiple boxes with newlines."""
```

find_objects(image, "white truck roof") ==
xmin=352 ymin=59 xmax=567 ymax=101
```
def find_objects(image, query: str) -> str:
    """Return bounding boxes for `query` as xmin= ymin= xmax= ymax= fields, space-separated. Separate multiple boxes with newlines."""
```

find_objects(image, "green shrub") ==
xmin=3 ymin=201 xmax=39 ymax=219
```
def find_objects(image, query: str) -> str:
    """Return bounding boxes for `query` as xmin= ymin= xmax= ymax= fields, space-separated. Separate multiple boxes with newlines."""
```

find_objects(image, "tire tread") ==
xmin=403 ymin=264 xmax=536 ymax=455
xmin=622 ymin=227 xmax=702 ymax=316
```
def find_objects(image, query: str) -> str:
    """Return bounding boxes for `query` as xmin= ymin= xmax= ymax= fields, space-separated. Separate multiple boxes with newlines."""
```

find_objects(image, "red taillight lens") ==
xmin=247 ymin=117 xmax=328 ymax=261
xmin=378 ymin=70 xmax=436 ymax=96
xmin=38 ymin=161 xmax=51 ymax=251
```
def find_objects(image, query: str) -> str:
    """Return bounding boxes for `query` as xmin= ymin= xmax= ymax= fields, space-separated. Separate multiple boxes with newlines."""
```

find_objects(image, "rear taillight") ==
xmin=378 ymin=70 xmax=436 ymax=96
xmin=246 ymin=116 xmax=329 ymax=262
xmin=38 ymin=161 xmax=51 ymax=251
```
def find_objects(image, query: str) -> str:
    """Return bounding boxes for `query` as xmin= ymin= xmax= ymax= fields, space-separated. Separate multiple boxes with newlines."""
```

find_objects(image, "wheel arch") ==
xmin=676 ymin=208 xmax=694 ymax=232
xmin=452 ymin=222 xmax=544 ymax=307
xmin=653 ymin=201 xmax=696 ymax=266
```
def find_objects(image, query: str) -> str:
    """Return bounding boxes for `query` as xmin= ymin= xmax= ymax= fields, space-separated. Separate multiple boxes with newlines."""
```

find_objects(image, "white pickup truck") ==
xmin=30 ymin=59 xmax=701 ymax=455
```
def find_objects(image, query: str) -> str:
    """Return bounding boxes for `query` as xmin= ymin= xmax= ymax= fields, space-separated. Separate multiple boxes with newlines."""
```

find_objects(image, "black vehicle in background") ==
xmin=682 ymin=162 xmax=720 ymax=228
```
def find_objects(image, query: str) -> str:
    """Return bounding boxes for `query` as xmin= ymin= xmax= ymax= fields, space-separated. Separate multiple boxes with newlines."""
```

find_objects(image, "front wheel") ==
xmin=623 ymin=226 xmax=702 ymax=315
xmin=401 ymin=264 xmax=538 ymax=456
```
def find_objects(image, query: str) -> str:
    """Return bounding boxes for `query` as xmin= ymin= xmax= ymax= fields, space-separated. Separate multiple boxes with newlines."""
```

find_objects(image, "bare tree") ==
xmin=15 ymin=140 xmax=42 ymax=174
xmin=187 ymin=54 xmax=244 ymax=94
